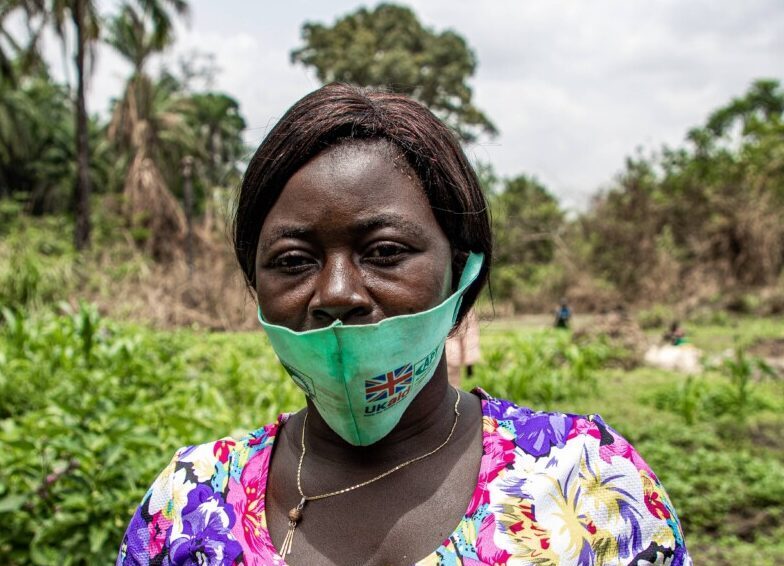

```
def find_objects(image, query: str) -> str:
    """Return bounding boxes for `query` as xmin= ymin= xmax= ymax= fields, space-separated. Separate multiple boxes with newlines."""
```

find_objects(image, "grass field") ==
xmin=0 ymin=306 xmax=782 ymax=564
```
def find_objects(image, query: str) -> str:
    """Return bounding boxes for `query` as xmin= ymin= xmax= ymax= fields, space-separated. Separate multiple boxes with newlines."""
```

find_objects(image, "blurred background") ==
xmin=0 ymin=1 xmax=782 ymax=564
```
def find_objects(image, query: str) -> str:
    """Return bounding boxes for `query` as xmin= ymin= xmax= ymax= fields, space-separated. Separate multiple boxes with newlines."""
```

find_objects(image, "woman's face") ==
xmin=255 ymin=142 xmax=453 ymax=331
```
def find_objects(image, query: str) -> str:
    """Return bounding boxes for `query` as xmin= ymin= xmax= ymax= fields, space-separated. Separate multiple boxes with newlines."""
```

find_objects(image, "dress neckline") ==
xmin=257 ymin=390 xmax=493 ymax=564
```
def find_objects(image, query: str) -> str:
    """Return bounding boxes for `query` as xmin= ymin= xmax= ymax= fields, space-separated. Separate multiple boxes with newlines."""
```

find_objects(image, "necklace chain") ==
xmin=297 ymin=388 xmax=461 ymax=501
xmin=279 ymin=388 xmax=461 ymax=556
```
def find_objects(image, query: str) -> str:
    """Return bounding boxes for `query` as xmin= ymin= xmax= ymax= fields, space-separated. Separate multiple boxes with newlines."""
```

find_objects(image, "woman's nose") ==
xmin=309 ymin=257 xmax=373 ymax=324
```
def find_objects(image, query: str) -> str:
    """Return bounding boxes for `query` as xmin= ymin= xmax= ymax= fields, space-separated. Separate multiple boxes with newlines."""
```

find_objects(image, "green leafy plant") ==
xmin=0 ymin=219 xmax=77 ymax=311
xmin=468 ymin=329 xmax=611 ymax=408
xmin=0 ymin=305 xmax=301 ymax=565
xmin=719 ymin=345 xmax=778 ymax=418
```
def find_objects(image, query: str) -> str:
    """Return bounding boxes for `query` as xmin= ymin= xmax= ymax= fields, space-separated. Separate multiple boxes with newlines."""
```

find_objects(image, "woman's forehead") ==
xmin=283 ymin=140 xmax=423 ymax=201
xmin=258 ymin=143 xmax=444 ymax=244
xmin=311 ymin=137 xmax=414 ymax=176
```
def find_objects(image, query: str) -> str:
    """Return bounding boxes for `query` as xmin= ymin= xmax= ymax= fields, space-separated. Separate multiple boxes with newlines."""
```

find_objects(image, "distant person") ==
xmin=664 ymin=321 xmax=687 ymax=346
xmin=446 ymin=308 xmax=481 ymax=386
xmin=554 ymin=298 xmax=572 ymax=328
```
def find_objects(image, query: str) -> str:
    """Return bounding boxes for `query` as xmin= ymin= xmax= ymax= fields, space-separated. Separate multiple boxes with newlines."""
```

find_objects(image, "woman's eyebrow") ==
xmin=258 ymin=226 xmax=311 ymax=253
xmin=355 ymin=214 xmax=427 ymax=239
xmin=259 ymin=214 xmax=428 ymax=254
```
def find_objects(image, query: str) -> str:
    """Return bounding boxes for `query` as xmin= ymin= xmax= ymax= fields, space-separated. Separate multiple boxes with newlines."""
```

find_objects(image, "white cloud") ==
xmin=34 ymin=0 xmax=784 ymax=209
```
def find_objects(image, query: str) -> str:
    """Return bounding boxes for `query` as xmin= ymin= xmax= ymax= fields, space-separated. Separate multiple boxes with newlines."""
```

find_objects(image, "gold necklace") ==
xmin=280 ymin=388 xmax=462 ymax=556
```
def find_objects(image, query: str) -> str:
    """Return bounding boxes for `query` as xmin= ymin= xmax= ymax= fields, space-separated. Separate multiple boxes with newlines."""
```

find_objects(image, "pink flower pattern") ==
xmin=147 ymin=512 xmax=172 ymax=557
xmin=599 ymin=426 xmax=656 ymax=477
xmin=226 ymin=447 xmax=269 ymax=560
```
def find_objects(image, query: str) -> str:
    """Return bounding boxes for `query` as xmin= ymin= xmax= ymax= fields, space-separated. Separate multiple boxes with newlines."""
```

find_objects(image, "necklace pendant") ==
xmin=280 ymin=497 xmax=306 ymax=556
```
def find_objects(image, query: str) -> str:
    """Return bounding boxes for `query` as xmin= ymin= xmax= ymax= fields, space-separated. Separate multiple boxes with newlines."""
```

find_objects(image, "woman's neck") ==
xmin=294 ymin=357 xmax=457 ymax=470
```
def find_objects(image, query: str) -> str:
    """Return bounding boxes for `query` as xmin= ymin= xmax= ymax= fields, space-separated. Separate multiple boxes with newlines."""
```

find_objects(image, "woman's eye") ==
xmin=365 ymin=243 xmax=409 ymax=263
xmin=269 ymin=254 xmax=315 ymax=273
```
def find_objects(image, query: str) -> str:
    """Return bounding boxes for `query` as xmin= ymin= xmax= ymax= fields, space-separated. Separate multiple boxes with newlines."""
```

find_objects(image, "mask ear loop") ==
xmin=450 ymin=250 xmax=484 ymax=336
xmin=448 ymin=249 xmax=468 ymax=336
xmin=450 ymin=249 xmax=469 ymax=293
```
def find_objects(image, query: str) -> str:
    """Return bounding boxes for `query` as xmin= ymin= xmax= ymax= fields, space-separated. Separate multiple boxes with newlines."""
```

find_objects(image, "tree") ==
xmin=0 ymin=2 xmax=48 ymax=201
xmin=44 ymin=0 xmax=101 ymax=250
xmin=583 ymin=79 xmax=784 ymax=301
xmin=493 ymin=175 xmax=564 ymax=266
xmin=105 ymin=0 xmax=188 ymax=75
xmin=291 ymin=3 xmax=496 ymax=143
xmin=703 ymin=78 xmax=784 ymax=141
xmin=487 ymin=174 xmax=567 ymax=308
xmin=106 ymin=0 xmax=192 ymax=260
xmin=582 ymin=157 xmax=664 ymax=298
xmin=0 ymin=69 xmax=75 ymax=210
xmin=0 ymin=5 xmax=111 ymax=213
xmin=188 ymin=92 xmax=246 ymax=190
xmin=0 ymin=0 xmax=46 ymax=85
xmin=683 ymin=79 xmax=784 ymax=285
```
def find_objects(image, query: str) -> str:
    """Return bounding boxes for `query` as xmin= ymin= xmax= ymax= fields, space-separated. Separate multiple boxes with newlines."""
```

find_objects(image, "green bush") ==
xmin=0 ymin=305 xmax=301 ymax=565
xmin=489 ymin=262 xmax=569 ymax=313
xmin=688 ymin=307 xmax=730 ymax=327
xmin=636 ymin=304 xmax=676 ymax=329
xmin=638 ymin=428 xmax=784 ymax=539
xmin=0 ymin=218 xmax=77 ymax=311
xmin=650 ymin=374 xmax=708 ymax=425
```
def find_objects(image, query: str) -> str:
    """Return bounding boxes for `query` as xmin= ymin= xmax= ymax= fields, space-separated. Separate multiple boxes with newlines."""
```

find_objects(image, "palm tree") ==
xmin=0 ymin=70 xmax=36 ymax=197
xmin=0 ymin=0 xmax=47 ymax=85
xmin=187 ymin=92 xmax=246 ymax=235
xmin=45 ymin=0 xmax=186 ymax=250
xmin=0 ymin=2 xmax=57 ymax=201
xmin=44 ymin=0 xmax=100 ymax=250
xmin=105 ymin=0 xmax=188 ymax=76
xmin=189 ymin=92 xmax=246 ymax=188
xmin=2 ymin=0 xmax=99 ymax=247
xmin=0 ymin=68 xmax=75 ymax=208
xmin=106 ymin=0 xmax=191 ymax=260
xmin=0 ymin=0 xmax=47 ymax=154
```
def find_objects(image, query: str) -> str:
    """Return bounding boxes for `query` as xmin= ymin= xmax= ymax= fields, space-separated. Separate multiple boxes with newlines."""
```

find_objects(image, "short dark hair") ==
xmin=233 ymin=82 xmax=492 ymax=324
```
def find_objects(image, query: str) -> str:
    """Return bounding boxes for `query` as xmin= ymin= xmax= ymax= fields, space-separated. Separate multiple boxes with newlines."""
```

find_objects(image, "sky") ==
xmin=45 ymin=0 xmax=784 ymax=210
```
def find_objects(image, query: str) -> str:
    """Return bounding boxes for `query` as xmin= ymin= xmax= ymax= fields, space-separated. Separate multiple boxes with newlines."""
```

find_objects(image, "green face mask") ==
xmin=257 ymin=252 xmax=484 ymax=446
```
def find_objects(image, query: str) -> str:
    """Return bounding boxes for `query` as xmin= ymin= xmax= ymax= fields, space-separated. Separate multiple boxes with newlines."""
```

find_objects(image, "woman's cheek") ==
xmin=257 ymin=281 xmax=311 ymax=327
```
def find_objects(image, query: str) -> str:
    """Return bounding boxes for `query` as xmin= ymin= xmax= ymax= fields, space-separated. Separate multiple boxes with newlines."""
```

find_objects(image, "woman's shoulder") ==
xmin=468 ymin=388 xmax=691 ymax=565
xmin=475 ymin=386 xmax=650 ymax=469
xmin=162 ymin=414 xmax=289 ymax=495
xmin=116 ymin=415 xmax=289 ymax=565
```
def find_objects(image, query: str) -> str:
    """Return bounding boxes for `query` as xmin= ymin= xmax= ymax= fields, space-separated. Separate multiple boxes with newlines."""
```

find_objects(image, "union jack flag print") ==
xmin=365 ymin=363 xmax=414 ymax=402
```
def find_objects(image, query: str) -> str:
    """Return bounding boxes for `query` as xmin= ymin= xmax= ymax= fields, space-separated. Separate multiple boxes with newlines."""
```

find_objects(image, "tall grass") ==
xmin=0 ymin=214 xmax=77 ymax=311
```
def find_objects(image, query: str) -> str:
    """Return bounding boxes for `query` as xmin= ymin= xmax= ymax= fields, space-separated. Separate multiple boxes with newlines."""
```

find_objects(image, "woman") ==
xmin=117 ymin=84 xmax=691 ymax=565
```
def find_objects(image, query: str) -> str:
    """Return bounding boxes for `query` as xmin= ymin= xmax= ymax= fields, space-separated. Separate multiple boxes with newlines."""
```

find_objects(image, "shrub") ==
xmin=636 ymin=304 xmax=677 ymax=330
xmin=0 ymin=305 xmax=300 ymax=565
xmin=0 ymin=218 xmax=77 ymax=311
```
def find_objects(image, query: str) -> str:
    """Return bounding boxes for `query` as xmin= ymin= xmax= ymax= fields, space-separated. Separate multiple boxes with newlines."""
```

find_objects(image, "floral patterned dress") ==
xmin=117 ymin=389 xmax=691 ymax=565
